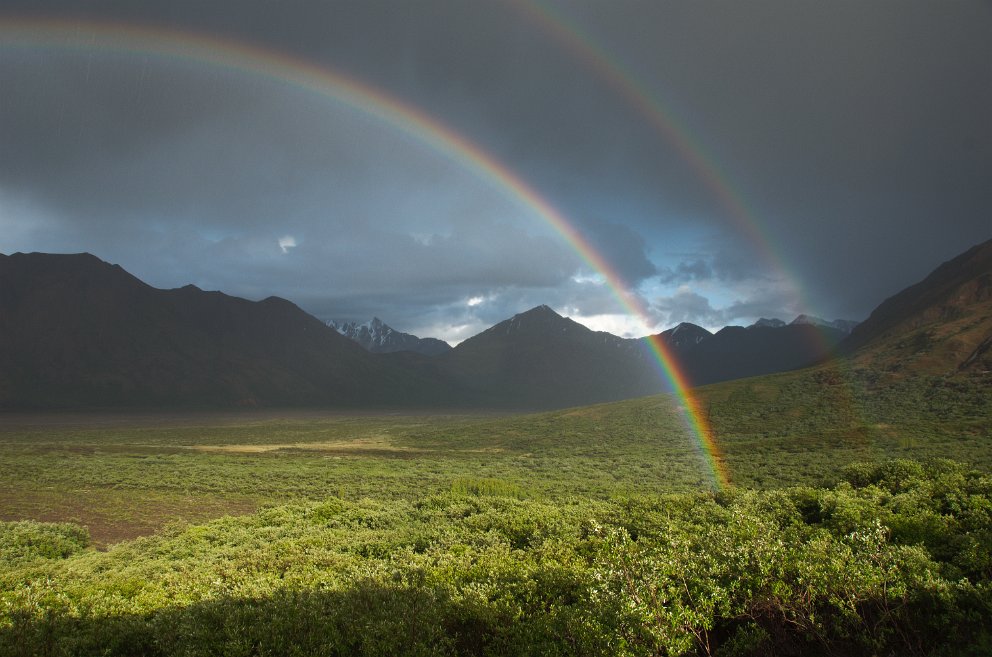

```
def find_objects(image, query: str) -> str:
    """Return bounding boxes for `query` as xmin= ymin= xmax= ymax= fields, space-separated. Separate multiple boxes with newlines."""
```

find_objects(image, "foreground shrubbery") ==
xmin=1 ymin=459 xmax=990 ymax=656
xmin=0 ymin=520 xmax=90 ymax=567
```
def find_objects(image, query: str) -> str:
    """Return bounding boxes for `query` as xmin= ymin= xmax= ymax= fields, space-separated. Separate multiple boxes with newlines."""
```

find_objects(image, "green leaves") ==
xmin=0 ymin=521 xmax=89 ymax=566
xmin=2 ymin=462 xmax=992 ymax=655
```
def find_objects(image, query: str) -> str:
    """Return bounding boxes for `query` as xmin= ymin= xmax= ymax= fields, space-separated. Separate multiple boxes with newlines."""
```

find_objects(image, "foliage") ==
xmin=0 ymin=365 xmax=989 ymax=654
xmin=0 ymin=521 xmax=89 ymax=567
xmin=1 ymin=461 xmax=991 ymax=656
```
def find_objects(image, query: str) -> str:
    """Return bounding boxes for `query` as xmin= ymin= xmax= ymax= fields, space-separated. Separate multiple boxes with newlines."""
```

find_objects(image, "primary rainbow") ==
xmin=0 ymin=19 xmax=730 ymax=488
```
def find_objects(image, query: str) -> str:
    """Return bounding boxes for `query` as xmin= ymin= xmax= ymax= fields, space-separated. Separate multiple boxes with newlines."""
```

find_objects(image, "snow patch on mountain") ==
xmin=659 ymin=322 xmax=713 ymax=349
xmin=790 ymin=315 xmax=860 ymax=334
xmin=749 ymin=318 xmax=787 ymax=329
xmin=328 ymin=317 xmax=451 ymax=356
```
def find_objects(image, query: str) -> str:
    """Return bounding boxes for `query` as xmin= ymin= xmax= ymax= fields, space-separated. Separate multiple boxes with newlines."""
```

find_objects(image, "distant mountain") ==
xmin=0 ymin=253 xmax=451 ymax=409
xmin=750 ymin=318 xmax=786 ymax=329
xmin=673 ymin=323 xmax=846 ymax=386
xmin=839 ymin=237 xmax=992 ymax=374
xmin=329 ymin=317 xmax=451 ymax=356
xmin=9 ymin=241 xmax=985 ymax=412
xmin=434 ymin=305 xmax=662 ymax=408
xmin=657 ymin=322 xmax=713 ymax=349
xmin=640 ymin=315 xmax=848 ymax=387
xmin=830 ymin=319 xmax=861 ymax=334
xmin=0 ymin=249 xmax=856 ymax=410
xmin=790 ymin=315 xmax=859 ymax=334
xmin=432 ymin=305 xmax=847 ymax=406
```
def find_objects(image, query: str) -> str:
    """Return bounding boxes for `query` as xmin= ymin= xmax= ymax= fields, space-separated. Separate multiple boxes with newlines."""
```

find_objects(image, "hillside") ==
xmin=2 ymin=244 xmax=992 ymax=655
xmin=839 ymin=237 xmax=992 ymax=375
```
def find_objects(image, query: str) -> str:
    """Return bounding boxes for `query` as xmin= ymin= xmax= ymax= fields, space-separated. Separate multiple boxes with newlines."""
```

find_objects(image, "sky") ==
xmin=1 ymin=1 xmax=990 ymax=344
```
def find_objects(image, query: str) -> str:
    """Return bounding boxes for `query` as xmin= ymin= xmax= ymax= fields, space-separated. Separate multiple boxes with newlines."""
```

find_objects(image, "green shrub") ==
xmin=2 ymin=462 xmax=991 ymax=656
xmin=0 ymin=520 xmax=90 ymax=566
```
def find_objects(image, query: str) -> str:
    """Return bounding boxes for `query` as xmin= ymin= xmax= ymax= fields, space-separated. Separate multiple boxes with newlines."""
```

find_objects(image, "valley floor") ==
xmin=1 ymin=365 xmax=990 ymax=655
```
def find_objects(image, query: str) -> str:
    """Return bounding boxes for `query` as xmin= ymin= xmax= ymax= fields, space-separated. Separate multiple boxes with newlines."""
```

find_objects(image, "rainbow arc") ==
xmin=1 ymin=19 xmax=730 ymax=488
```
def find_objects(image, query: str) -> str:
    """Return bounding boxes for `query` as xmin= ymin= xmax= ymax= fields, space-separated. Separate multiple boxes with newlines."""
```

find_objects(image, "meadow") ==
xmin=1 ymin=363 xmax=990 ymax=655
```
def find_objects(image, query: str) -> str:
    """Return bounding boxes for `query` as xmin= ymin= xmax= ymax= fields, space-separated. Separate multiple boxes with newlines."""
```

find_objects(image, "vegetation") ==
xmin=2 ymin=461 xmax=991 ymax=656
xmin=0 ymin=365 xmax=989 ymax=655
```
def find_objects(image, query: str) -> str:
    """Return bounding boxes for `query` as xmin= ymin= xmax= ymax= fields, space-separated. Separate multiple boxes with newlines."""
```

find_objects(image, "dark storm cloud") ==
xmin=650 ymin=282 xmax=802 ymax=330
xmin=657 ymin=259 xmax=712 ymax=285
xmin=1 ymin=0 xmax=990 ymax=340
xmin=0 ymin=51 xmax=262 ymax=186
xmin=652 ymin=289 xmax=724 ymax=328
xmin=580 ymin=220 xmax=656 ymax=285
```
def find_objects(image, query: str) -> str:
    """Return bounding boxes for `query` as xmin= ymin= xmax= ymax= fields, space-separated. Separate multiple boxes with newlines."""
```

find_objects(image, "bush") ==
xmin=0 ymin=520 xmax=90 ymax=566
xmin=1 ymin=462 xmax=991 ymax=656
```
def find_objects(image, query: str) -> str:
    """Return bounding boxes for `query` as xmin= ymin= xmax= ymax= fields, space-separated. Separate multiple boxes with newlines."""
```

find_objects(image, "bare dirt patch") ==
xmin=186 ymin=435 xmax=425 ymax=455
xmin=0 ymin=487 xmax=260 ymax=548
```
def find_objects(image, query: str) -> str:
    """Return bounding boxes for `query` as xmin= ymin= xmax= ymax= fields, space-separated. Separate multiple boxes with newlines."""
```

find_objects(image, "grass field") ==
xmin=1 ymin=364 xmax=990 ymax=655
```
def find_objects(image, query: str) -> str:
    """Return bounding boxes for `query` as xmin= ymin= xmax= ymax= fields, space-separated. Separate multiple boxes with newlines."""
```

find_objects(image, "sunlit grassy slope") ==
xmin=700 ymin=361 xmax=991 ymax=486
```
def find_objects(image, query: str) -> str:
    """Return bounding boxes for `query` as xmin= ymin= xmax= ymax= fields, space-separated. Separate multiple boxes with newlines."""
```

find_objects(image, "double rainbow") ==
xmin=511 ymin=0 xmax=801 ymax=303
xmin=1 ymin=19 xmax=729 ymax=488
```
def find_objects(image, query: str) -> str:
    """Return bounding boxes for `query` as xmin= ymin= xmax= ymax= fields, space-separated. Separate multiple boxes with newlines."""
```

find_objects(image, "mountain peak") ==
xmin=518 ymin=304 xmax=560 ymax=318
xmin=790 ymin=315 xmax=859 ymax=334
xmin=5 ymin=251 xmax=116 ymax=270
xmin=671 ymin=321 xmax=704 ymax=333
xmin=0 ymin=251 xmax=149 ymax=295
xmin=0 ymin=251 xmax=380 ymax=408
xmin=790 ymin=314 xmax=826 ymax=326
xmin=658 ymin=322 xmax=712 ymax=349
xmin=750 ymin=317 xmax=786 ymax=329
xmin=504 ymin=305 xmax=573 ymax=332
xmin=329 ymin=317 xmax=450 ymax=356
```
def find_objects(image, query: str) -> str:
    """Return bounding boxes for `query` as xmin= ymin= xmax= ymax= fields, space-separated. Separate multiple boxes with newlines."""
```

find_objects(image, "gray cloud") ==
xmin=1 ymin=0 xmax=989 ymax=341
xmin=657 ymin=259 xmax=712 ymax=285
xmin=652 ymin=289 xmax=725 ymax=328
xmin=579 ymin=219 xmax=657 ymax=285
xmin=651 ymin=275 xmax=805 ymax=330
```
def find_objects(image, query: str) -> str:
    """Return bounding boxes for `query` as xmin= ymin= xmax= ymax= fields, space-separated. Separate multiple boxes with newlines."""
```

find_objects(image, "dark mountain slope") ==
xmin=676 ymin=324 xmax=846 ymax=386
xmin=8 ymin=238 xmax=987 ymax=411
xmin=839 ymin=238 xmax=992 ymax=375
xmin=436 ymin=305 xmax=663 ymax=408
xmin=0 ymin=253 xmax=447 ymax=408
xmin=656 ymin=322 xmax=713 ymax=350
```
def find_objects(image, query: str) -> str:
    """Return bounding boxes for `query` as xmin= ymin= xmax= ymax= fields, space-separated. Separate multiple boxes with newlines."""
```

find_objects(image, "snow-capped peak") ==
xmin=789 ymin=315 xmax=859 ymax=334
xmin=749 ymin=317 xmax=786 ymax=329
xmin=328 ymin=317 xmax=451 ymax=356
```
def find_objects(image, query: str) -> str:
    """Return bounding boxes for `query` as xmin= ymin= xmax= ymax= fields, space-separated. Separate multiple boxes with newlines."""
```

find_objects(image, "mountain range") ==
xmin=1 ymin=237 xmax=988 ymax=410
xmin=0 ymin=253 xmax=452 ymax=409
xmin=328 ymin=317 xmax=451 ymax=356
xmin=332 ymin=313 xmax=855 ymax=358
xmin=659 ymin=320 xmax=846 ymax=387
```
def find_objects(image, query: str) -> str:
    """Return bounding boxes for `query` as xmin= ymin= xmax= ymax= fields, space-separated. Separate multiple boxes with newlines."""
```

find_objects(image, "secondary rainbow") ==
xmin=0 ymin=19 xmax=730 ymax=488
xmin=511 ymin=0 xmax=804 ymax=312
